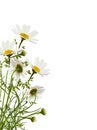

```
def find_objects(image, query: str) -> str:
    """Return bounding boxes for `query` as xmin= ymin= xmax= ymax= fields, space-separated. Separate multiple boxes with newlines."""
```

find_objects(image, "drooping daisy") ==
xmin=31 ymin=58 xmax=49 ymax=76
xmin=12 ymin=24 xmax=38 ymax=43
xmin=10 ymin=58 xmax=27 ymax=81
xmin=28 ymin=85 xmax=45 ymax=101
xmin=0 ymin=41 xmax=17 ymax=56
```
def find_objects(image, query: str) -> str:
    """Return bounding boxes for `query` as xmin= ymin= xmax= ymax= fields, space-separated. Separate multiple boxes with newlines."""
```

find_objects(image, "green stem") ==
xmin=3 ymin=102 xmax=27 ymax=128
xmin=3 ymin=88 xmax=28 ymax=127
xmin=18 ymin=38 xmax=24 ymax=48
xmin=0 ymin=63 xmax=2 ymax=124
xmin=20 ymin=110 xmax=41 ymax=121
xmin=18 ymin=102 xmax=34 ymax=114
xmin=28 ymin=70 xmax=36 ymax=83
xmin=0 ymin=63 xmax=2 ymax=99
xmin=5 ymin=71 xmax=14 ymax=107
xmin=8 ymin=55 xmax=11 ymax=64
xmin=2 ymin=71 xmax=8 ymax=109
xmin=11 ymin=109 xmax=41 ymax=129
xmin=11 ymin=97 xmax=36 ymax=126
xmin=1 ymin=70 xmax=15 ymax=129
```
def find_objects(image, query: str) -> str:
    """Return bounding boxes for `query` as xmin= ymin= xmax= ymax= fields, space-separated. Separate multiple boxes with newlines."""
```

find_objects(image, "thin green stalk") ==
xmin=19 ymin=38 xmax=24 ymax=48
xmin=11 ymin=110 xmax=41 ymax=129
xmin=19 ymin=110 xmax=41 ymax=121
xmin=2 ymin=70 xmax=8 ymax=110
xmin=1 ymin=70 xmax=15 ymax=129
xmin=0 ymin=63 xmax=2 ymax=124
xmin=14 ymin=94 xmax=37 ymax=117
xmin=8 ymin=55 xmax=11 ymax=64
xmin=4 ymin=87 xmax=27 ymax=125
xmin=3 ymin=101 xmax=27 ymax=128
xmin=16 ymin=102 xmax=34 ymax=115
xmin=28 ymin=70 xmax=35 ymax=84
xmin=0 ymin=63 xmax=2 ymax=99
xmin=5 ymin=71 xmax=14 ymax=108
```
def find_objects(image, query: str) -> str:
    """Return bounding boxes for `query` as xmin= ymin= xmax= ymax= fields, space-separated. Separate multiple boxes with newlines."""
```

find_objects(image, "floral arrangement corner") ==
xmin=0 ymin=24 xmax=49 ymax=130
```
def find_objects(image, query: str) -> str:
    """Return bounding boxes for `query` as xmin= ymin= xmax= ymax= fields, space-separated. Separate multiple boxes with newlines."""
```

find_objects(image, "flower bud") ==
xmin=31 ymin=116 xmax=37 ymax=122
xmin=41 ymin=108 xmax=47 ymax=115
xmin=20 ymin=50 xmax=26 ymax=56
xmin=30 ymin=88 xmax=37 ymax=96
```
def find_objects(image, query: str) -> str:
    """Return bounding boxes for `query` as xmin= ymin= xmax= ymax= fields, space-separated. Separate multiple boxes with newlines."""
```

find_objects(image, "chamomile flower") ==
xmin=28 ymin=85 xmax=45 ymax=101
xmin=12 ymin=24 xmax=38 ymax=43
xmin=0 ymin=41 xmax=17 ymax=56
xmin=10 ymin=58 xmax=27 ymax=81
xmin=31 ymin=58 xmax=49 ymax=76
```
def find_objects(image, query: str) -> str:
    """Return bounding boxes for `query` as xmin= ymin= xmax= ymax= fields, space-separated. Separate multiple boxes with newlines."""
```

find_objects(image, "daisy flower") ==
xmin=28 ymin=85 xmax=45 ymax=101
xmin=10 ymin=58 xmax=27 ymax=81
xmin=0 ymin=41 xmax=17 ymax=56
xmin=12 ymin=24 xmax=38 ymax=43
xmin=31 ymin=58 xmax=49 ymax=76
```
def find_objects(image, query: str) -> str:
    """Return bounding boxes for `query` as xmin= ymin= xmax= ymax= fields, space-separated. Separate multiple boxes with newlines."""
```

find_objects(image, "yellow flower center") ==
xmin=4 ymin=49 xmax=13 ymax=55
xmin=33 ymin=66 xmax=41 ymax=73
xmin=20 ymin=33 xmax=29 ymax=39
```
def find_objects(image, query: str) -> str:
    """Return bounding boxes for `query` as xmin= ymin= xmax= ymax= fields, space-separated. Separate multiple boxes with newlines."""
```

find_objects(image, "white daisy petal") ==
xmin=34 ymin=57 xmax=39 ymax=65
xmin=40 ymin=63 xmax=47 ymax=69
xmin=29 ymin=39 xmax=38 ymax=44
xmin=22 ymin=24 xmax=27 ymax=32
xmin=12 ymin=28 xmax=17 ymax=34
xmin=38 ymin=60 xmax=47 ymax=69
xmin=25 ymin=25 xmax=30 ymax=32
xmin=40 ymin=69 xmax=49 ymax=75
xmin=29 ymin=31 xmax=38 ymax=37
xmin=16 ymin=24 xmax=21 ymax=33
xmin=38 ymin=87 xmax=45 ymax=93
xmin=37 ymin=59 xmax=44 ymax=66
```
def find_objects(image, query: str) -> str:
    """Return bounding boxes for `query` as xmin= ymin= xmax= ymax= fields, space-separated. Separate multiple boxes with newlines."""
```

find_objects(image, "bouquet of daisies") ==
xmin=0 ymin=25 xmax=49 ymax=130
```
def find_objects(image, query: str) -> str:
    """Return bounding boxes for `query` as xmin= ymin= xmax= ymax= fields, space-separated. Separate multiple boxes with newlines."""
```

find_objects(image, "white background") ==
xmin=0 ymin=0 xmax=97 ymax=130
